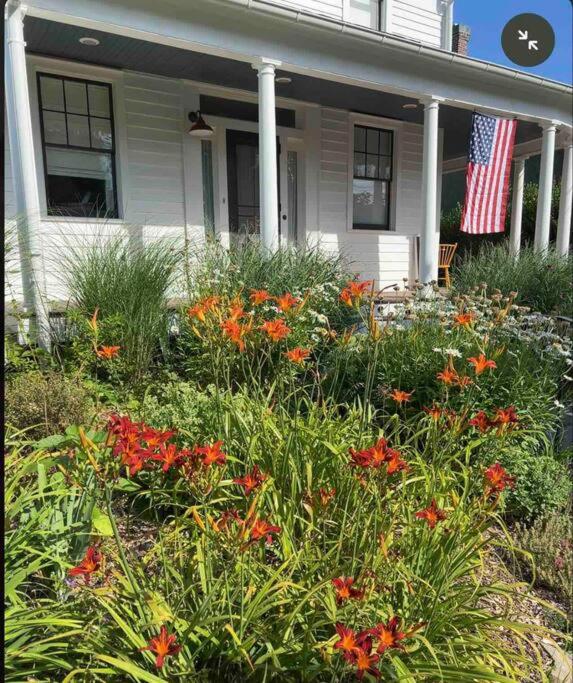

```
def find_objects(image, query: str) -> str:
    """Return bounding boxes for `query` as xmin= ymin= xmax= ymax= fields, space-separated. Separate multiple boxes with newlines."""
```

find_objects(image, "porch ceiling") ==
xmin=25 ymin=16 xmax=543 ymax=161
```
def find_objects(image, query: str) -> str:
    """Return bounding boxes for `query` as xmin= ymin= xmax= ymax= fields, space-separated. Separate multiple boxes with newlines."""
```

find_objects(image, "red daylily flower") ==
xmin=415 ymin=499 xmax=447 ymax=529
xmin=353 ymin=645 xmax=380 ymax=680
xmin=389 ymin=389 xmax=413 ymax=404
xmin=152 ymin=443 xmax=184 ymax=472
xmin=250 ymin=289 xmax=271 ymax=305
xmin=468 ymin=410 xmax=492 ymax=433
xmin=468 ymin=353 xmax=497 ymax=375
xmin=332 ymin=576 xmax=365 ymax=604
xmin=492 ymin=406 xmax=519 ymax=427
xmin=233 ymin=465 xmax=266 ymax=495
xmin=260 ymin=318 xmax=291 ymax=342
xmin=334 ymin=623 xmax=361 ymax=662
xmin=484 ymin=462 xmax=515 ymax=496
xmin=247 ymin=517 xmax=281 ymax=545
xmin=275 ymin=292 xmax=300 ymax=313
xmin=453 ymin=312 xmax=476 ymax=328
xmin=285 ymin=347 xmax=310 ymax=365
xmin=371 ymin=616 xmax=407 ymax=654
xmin=140 ymin=625 xmax=181 ymax=669
xmin=68 ymin=546 xmax=102 ymax=585
xmin=140 ymin=426 xmax=177 ymax=449
xmin=385 ymin=448 xmax=409 ymax=475
xmin=195 ymin=440 xmax=227 ymax=467
xmin=96 ymin=345 xmax=120 ymax=360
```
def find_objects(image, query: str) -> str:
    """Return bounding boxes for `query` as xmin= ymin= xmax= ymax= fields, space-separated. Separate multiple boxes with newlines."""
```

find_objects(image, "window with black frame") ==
xmin=352 ymin=125 xmax=393 ymax=230
xmin=37 ymin=73 xmax=118 ymax=218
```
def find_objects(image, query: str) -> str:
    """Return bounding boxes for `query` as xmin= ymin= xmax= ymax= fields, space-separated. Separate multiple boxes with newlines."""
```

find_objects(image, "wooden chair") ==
xmin=438 ymin=243 xmax=458 ymax=289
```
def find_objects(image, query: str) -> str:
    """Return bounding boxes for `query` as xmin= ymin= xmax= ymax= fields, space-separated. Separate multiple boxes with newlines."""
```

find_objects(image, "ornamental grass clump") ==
xmin=60 ymin=236 xmax=182 ymax=381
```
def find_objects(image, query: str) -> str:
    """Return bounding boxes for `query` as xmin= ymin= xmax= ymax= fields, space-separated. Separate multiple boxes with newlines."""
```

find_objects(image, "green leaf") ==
xmin=91 ymin=507 xmax=113 ymax=536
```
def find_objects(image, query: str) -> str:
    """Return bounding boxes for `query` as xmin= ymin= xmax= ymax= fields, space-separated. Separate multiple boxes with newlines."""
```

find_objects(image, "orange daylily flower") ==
xmin=260 ymin=318 xmax=291 ymax=342
xmin=423 ymin=404 xmax=443 ymax=421
xmin=317 ymin=487 xmax=336 ymax=506
xmin=140 ymin=625 xmax=181 ymax=669
xmin=492 ymin=406 xmax=519 ymax=427
xmin=468 ymin=354 xmax=497 ymax=375
xmin=331 ymin=576 xmax=365 ymax=604
xmin=389 ymin=389 xmax=413 ymax=404
xmin=228 ymin=303 xmax=246 ymax=321
xmin=484 ymin=462 xmax=515 ymax=496
xmin=68 ymin=546 xmax=102 ymax=585
xmin=188 ymin=296 xmax=220 ymax=322
xmin=340 ymin=280 xmax=373 ymax=307
xmin=415 ymin=499 xmax=447 ymax=529
xmin=96 ymin=345 xmax=120 ymax=360
xmin=221 ymin=319 xmax=251 ymax=351
xmin=456 ymin=375 xmax=473 ymax=389
xmin=152 ymin=443 xmax=184 ymax=472
xmin=385 ymin=448 xmax=409 ymax=475
xmin=436 ymin=363 xmax=459 ymax=385
xmin=250 ymin=289 xmax=271 ymax=305
xmin=233 ymin=465 xmax=266 ymax=495
xmin=353 ymin=646 xmax=380 ymax=680
xmin=275 ymin=292 xmax=300 ymax=313
xmin=453 ymin=312 xmax=476 ymax=328
xmin=195 ymin=440 xmax=227 ymax=467
xmin=285 ymin=347 xmax=310 ymax=365
xmin=334 ymin=623 xmax=362 ymax=662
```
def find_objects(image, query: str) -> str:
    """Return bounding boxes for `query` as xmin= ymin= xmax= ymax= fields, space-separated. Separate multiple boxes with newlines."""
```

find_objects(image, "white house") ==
xmin=4 ymin=0 xmax=573 ymax=344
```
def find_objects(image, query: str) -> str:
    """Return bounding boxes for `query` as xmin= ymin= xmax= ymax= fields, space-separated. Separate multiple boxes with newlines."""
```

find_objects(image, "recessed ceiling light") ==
xmin=402 ymin=103 xmax=418 ymax=110
xmin=276 ymin=76 xmax=292 ymax=84
xmin=79 ymin=37 xmax=100 ymax=46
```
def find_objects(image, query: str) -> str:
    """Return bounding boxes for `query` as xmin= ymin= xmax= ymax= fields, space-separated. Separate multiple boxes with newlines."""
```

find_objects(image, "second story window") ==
xmin=346 ymin=1 xmax=384 ymax=31
xmin=38 ymin=73 xmax=118 ymax=218
xmin=352 ymin=125 xmax=393 ymax=230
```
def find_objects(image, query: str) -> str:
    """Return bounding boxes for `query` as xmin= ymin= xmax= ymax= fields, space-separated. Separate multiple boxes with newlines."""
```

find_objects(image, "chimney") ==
xmin=452 ymin=24 xmax=471 ymax=56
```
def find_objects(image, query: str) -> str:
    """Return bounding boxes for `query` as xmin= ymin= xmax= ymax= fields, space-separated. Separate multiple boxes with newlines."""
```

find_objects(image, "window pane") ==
xmin=353 ymin=152 xmax=366 ymax=177
xmin=88 ymin=84 xmax=110 ymax=118
xmin=354 ymin=126 xmax=366 ymax=153
xmin=379 ymin=155 xmax=392 ymax=180
xmin=40 ymin=77 xmax=64 ymax=111
xmin=353 ymin=179 xmax=389 ymax=227
xmin=64 ymin=81 xmax=88 ymax=115
xmin=379 ymin=131 xmax=392 ymax=155
xmin=201 ymin=140 xmax=215 ymax=235
xmin=43 ymin=110 xmax=67 ymax=144
xmin=365 ymin=154 xmax=378 ymax=178
xmin=90 ymin=117 xmax=113 ymax=149
xmin=366 ymin=128 xmax=379 ymax=154
xmin=45 ymin=147 xmax=116 ymax=218
xmin=67 ymin=114 xmax=90 ymax=147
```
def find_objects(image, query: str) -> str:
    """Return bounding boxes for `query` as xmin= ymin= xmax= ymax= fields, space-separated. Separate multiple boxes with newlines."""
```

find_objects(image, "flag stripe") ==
xmin=460 ymin=113 xmax=517 ymax=235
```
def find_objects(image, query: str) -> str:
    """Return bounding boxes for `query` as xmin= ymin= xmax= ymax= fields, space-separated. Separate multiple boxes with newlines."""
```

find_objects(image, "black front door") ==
xmin=226 ymin=130 xmax=280 ymax=236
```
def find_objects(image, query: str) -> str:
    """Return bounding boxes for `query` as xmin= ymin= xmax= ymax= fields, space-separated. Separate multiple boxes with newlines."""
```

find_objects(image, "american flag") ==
xmin=460 ymin=113 xmax=517 ymax=234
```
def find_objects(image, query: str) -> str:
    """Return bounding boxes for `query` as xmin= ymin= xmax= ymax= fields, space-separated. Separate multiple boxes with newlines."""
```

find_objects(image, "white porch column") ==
xmin=5 ymin=0 xmax=50 ymax=348
xmin=419 ymin=96 xmax=443 ymax=290
xmin=534 ymin=121 xmax=557 ymax=252
xmin=556 ymin=140 xmax=572 ymax=256
xmin=509 ymin=157 xmax=526 ymax=257
xmin=253 ymin=58 xmax=281 ymax=251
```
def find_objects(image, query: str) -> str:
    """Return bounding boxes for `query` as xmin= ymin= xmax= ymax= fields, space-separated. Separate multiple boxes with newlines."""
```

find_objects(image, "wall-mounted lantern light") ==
xmin=188 ymin=111 xmax=214 ymax=138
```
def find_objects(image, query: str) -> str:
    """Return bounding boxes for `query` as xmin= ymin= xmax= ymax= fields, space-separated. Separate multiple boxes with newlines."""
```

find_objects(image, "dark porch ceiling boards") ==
xmin=25 ymin=17 xmax=541 ymax=161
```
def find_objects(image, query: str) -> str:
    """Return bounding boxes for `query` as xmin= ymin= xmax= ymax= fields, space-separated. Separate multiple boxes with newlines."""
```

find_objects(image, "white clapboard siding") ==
xmin=391 ymin=0 xmax=443 ymax=47
xmin=272 ymin=0 xmax=343 ymax=20
xmin=317 ymin=108 xmax=423 ymax=288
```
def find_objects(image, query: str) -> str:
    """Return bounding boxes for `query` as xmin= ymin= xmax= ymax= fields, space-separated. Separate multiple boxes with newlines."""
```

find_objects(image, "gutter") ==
xmin=205 ymin=0 xmax=572 ymax=97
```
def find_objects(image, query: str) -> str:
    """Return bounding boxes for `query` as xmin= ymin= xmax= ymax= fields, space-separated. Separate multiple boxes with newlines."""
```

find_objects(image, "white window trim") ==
xmin=342 ymin=0 xmax=390 ymax=31
xmin=26 ymin=54 xmax=129 ymax=223
xmin=346 ymin=112 xmax=402 ymax=234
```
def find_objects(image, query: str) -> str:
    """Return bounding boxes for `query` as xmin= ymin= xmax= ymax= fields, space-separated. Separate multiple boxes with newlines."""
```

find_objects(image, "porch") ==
xmin=5 ymin=0 xmax=572 ymax=348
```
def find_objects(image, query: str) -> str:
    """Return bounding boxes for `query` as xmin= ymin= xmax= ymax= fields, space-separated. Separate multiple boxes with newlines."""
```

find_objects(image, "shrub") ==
xmin=5 ymin=370 xmax=93 ymax=438
xmin=59 ymin=236 xmax=182 ymax=381
xmin=452 ymin=242 xmax=573 ymax=317
xmin=513 ymin=509 xmax=572 ymax=614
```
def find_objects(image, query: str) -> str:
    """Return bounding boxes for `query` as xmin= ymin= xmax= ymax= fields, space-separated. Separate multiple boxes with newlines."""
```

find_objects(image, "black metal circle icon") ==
xmin=501 ymin=13 xmax=555 ymax=67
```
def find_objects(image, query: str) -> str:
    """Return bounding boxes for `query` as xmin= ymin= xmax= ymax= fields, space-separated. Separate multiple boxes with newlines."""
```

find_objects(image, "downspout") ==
xmin=442 ymin=0 xmax=454 ymax=51
xmin=4 ymin=0 xmax=50 ymax=349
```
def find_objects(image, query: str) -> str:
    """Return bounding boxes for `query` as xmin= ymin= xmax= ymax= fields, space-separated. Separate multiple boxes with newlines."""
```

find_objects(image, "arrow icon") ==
xmin=528 ymin=40 xmax=538 ymax=50
xmin=518 ymin=29 xmax=528 ymax=40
